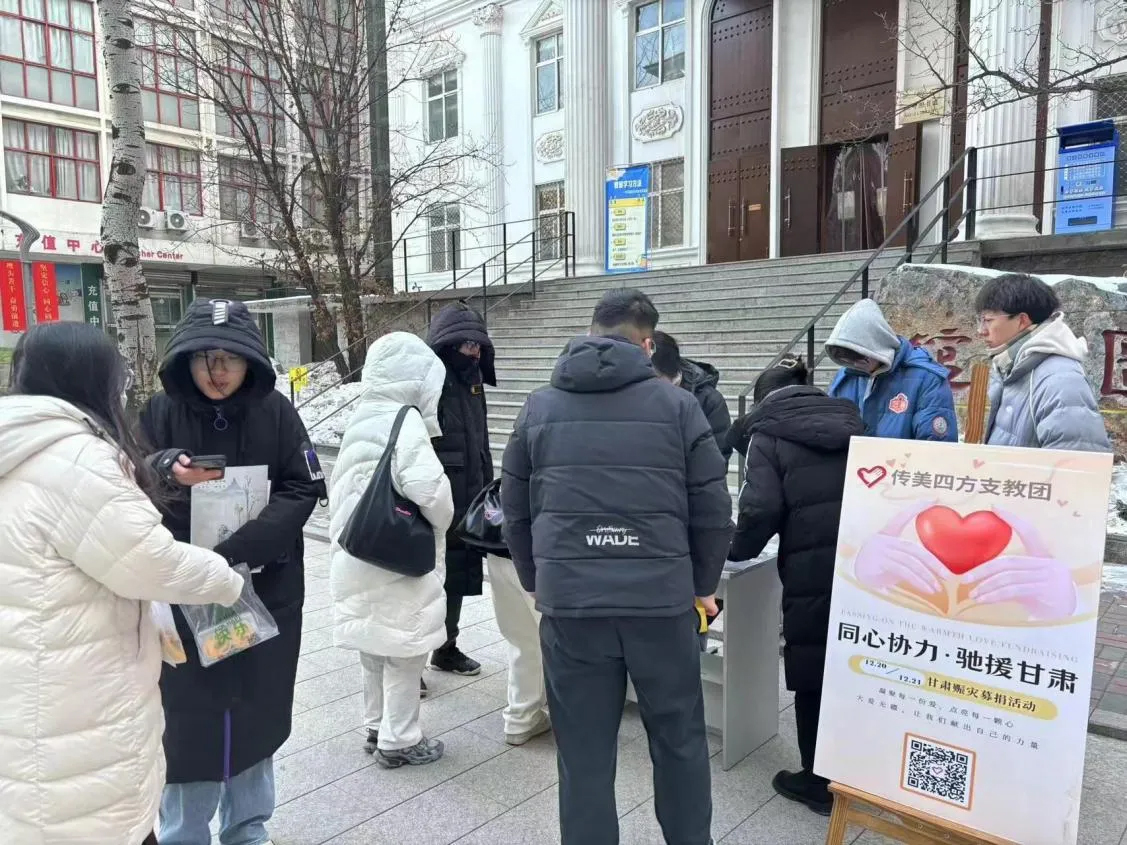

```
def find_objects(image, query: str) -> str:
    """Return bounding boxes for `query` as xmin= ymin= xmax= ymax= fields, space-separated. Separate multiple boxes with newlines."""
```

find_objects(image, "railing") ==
xmin=294 ymin=211 xmax=576 ymax=433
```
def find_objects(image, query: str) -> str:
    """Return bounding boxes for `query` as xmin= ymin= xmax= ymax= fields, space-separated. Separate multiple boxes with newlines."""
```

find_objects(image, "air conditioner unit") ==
xmin=138 ymin=207 xmax=156 ymax=229
xmin=304 ymin=228 xmax=326 ymax=247
xmin=166 ymin=209 xmax=189 ymax=232
xmin=240 ymin=220 xmax=261 ymax=239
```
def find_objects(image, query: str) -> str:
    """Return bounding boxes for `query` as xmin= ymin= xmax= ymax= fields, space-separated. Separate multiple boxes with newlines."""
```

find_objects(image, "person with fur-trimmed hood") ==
xmin=140 ymin=298 xmax=324 ymax=845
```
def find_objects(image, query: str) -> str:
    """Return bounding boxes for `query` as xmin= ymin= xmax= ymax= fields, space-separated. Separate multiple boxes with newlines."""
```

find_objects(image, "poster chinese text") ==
xmin=605 ymin=164 xmax=650 ymax=274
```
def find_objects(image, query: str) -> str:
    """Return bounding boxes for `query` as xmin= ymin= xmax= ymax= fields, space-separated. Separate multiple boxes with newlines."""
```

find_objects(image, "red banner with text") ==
xmin=0 ymin=260 xmax=27 ymax=332
xmin=32 ymin=262 xmax=59 ymax=322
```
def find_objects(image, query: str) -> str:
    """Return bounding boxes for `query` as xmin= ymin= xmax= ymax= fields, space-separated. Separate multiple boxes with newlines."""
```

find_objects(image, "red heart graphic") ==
xmin=973 ymin=459 xmax=985 ymax=469
xmin=857 ymin=466 xmax=888 ymax=488
xmin=914 ymin=506 xmax=1013 ymax=575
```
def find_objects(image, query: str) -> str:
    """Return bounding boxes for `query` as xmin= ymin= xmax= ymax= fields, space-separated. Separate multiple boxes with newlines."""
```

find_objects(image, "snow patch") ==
xmin=903 ymin=263 xmax=1127 ymax=296
xmin=294 ymin=363 xmax=362 ymax=447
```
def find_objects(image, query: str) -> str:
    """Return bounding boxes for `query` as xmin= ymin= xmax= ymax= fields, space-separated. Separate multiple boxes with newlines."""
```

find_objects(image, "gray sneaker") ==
xmin=376 ymin=737 xmax=445 ymax=769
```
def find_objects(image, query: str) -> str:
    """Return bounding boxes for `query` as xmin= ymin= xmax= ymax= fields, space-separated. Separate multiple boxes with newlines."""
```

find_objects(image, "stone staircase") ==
xmin=484 ymin=244 xmax=980 ymax=494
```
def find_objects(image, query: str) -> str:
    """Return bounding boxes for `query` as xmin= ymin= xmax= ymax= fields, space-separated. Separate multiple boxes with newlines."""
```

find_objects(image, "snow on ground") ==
xmin=294 ymin=363 xmax=361 ymax=448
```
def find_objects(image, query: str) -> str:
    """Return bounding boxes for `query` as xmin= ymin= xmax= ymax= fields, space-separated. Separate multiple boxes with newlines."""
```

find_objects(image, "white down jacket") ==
xmin=0 ymin=395 xmax=244 ymax=845
xmin=329 ymin=332 xmax=454 ymax=657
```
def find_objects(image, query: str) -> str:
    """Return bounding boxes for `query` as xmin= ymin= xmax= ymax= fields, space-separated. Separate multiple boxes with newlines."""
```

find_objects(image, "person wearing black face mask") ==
xmin=426 ymin=302 xmax=496 ymax=677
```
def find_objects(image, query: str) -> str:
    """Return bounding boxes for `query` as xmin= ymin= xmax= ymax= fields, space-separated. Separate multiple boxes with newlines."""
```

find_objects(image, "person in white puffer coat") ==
xmin=329 ymin=331 xmax=454 ymax=769
xmin=0 ymin=322 xmax=245 ymax=845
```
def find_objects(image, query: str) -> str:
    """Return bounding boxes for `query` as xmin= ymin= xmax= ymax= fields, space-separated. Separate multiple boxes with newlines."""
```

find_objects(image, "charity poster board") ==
xmin=605 ymin=164 xmax=650 ymax=274
xmin=816 ymin=437 xmax=1113 ymax=845
xmin=191 ymin=466 xmax=270 ymax=550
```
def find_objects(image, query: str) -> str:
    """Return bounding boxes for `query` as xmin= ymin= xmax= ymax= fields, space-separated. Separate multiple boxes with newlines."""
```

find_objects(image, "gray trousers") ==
xmin=540 ymin=611 xmax=712 ymax=845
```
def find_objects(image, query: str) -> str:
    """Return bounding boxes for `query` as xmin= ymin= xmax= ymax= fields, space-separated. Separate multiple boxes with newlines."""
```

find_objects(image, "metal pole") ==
xmin=940 ymin=169 xmax=952 ymax=264
xmin=806 ymin=327 xmax=815 ymax=382
xmin=0 ymin=210 xmax=40 ymax=328
xmin=861 ymin=266 xmax=869 ymax=299
xmin=965 ymin=147 xmax=978 ymax=241
xmin=402 ymin=238 xmax=408 ymax=292
xmin=562 ymin=213 xmax=570 ymax=278
xmin=531 ymin=232 xmax=537 ymax=298
xmin=450 ymin=234 xmax=456 ymax=288
xmin=501 ymin=222 xmax=508 ymax=284
xmin=481 ymin=263 xmax=488 ymax=329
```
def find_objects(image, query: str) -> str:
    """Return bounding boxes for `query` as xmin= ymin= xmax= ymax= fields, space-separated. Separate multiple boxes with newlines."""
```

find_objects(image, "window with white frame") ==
xmin=428 ymin=202 xmax=460 ymax=272
xmin=426 ymin=69 xmax=458 ymax=142
xmin=535 ymin=181 xmax=565 ymax=260
xmin=633 ymin=0 xmax=685 ymax=89
xmin=534 ymin=33 xmax=562 ymax=115
xmin=648 ymin=158 xmax=684 ymax=249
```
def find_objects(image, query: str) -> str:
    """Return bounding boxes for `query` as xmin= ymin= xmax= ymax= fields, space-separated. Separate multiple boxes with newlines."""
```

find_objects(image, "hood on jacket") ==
xmin=427 ymin=302 xmax=496 ymax=386
xmin=680 ymin=358 xmax=720 ymax=394
xmin=0 ymin=394 xmax=99 ymax=478
xmin=158 ymin=299 xmax=275 ymax=402
xmin=1009 ymin=313 xmax=1088 ymax=375
xmin=551 ymin=335 xmax=656 ymax=394
xmin=359 ymin=332 xmax=446 ymax=437
xmin=825 ymin=299 xmax=902 ymax=372
xmin=747 ymin=385 xmax=865 ymax=452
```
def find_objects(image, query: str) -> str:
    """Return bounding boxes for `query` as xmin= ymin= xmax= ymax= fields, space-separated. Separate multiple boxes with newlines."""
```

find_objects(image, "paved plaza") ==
xmin=254 ymin=537 xmax=1127 ymax=845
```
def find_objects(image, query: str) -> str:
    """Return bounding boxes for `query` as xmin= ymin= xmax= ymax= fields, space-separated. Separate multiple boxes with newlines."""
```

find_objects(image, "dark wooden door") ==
xmin=780 ymin=146 xmax=821 ymax=256
xmin=707 ymin=0 xmax=773 ymax=264
xmin=820 ymin=0 xmax=898 ymax=144
xmin=886 ymin=124 xmax=922 ymax=247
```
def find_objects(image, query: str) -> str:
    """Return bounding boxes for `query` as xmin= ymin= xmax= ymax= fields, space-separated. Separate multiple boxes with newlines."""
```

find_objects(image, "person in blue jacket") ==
xmin=824 ymin=299 xmax=958 ymax=442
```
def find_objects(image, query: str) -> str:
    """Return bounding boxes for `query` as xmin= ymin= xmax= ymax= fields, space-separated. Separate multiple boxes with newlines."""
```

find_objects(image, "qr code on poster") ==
xmin=900 ymin=734 xmax=976 ymax=809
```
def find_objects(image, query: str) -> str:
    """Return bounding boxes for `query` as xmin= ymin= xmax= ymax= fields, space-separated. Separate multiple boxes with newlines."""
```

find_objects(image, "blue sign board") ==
xmin=605 ymin=164 xmax=651 ymax=274
xmin=1054 ymin=120 xmax=1118 ymax=234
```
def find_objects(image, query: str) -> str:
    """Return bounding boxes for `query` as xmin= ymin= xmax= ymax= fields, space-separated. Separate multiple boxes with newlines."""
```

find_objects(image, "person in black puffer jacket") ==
xmin=652 ymin=330 xmax=732 ymax=461
xmin=140 ymin=299 xmax=324 ymax=845
xmin=729 ymin=356 xmax=864 ymax=818
xmin=426 ymin=302 xmax=495 ymax=677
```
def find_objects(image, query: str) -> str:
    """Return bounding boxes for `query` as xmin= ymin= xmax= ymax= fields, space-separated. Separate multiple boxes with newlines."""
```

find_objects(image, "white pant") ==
xmin=359 ymin=652 xmax=428 ymax=750
xmin=486 ymin=555 xmax=548 ymax=734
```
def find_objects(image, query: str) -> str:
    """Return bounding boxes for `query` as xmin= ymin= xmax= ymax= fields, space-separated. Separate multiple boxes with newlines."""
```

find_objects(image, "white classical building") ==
xmin=392 ymin=0 xmax=1127 ymax=284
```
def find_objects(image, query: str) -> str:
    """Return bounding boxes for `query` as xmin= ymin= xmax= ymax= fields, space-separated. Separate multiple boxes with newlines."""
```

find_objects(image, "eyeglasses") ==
xmin=458 ymin=341 xmax=481 ymax=355
xmin=192 ymin=351 xmax=247 ymax=371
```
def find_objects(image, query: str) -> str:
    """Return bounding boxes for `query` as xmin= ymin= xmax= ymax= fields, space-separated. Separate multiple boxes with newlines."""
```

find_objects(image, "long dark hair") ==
xmin=9 ymin=322 xmax=162 ymax=497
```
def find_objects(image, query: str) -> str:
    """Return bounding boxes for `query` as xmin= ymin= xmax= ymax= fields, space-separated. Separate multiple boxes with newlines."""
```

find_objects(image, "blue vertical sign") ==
xmin=605 ymin=164 xmax=651 ymax=274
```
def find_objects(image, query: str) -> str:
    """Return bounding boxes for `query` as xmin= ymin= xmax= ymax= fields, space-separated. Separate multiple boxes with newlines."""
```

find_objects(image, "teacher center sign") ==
xmin=817 ymin=437 xmax=1113 ymax=845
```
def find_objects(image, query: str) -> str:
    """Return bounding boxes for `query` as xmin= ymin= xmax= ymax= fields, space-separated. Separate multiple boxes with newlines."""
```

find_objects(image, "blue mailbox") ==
xmin=1054 ymin=119 xmax=1118 ymax=234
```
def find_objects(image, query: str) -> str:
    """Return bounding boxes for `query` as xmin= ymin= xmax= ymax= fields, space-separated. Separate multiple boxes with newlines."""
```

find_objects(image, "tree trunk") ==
xmin=310 ymin=293 xmax=348 ymax=378
xmin=366 ymin=0 xmax=394 ymax=291
xmin=99 ymin=0 xmax=158 ymax=408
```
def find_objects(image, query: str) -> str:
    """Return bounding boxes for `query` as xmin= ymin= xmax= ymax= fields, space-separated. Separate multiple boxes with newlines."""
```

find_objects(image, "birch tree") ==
xmin=98 ymin=0 xmax=158 ymax=405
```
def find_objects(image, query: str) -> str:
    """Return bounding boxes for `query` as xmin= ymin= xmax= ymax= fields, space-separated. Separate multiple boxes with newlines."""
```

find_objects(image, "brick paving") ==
xmin=1091 ymin=585 xmax=1127 ymax=739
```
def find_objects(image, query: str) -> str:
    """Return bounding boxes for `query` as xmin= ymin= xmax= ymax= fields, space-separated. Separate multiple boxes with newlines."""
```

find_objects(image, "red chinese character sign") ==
xmin=817 ymin=438 xmax=1113 ymax=844
xmin=0 ymin=260 xmax=27 ymax=332
xmin=32 ymin=262 xmax=59 ymax=322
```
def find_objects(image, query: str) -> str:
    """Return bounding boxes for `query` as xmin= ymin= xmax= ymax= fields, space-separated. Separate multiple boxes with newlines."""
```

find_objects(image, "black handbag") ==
xmin=338 ymin=405 xmax=436 ymax=577
xmin=455 ymin=479 xmax=509 ymax=557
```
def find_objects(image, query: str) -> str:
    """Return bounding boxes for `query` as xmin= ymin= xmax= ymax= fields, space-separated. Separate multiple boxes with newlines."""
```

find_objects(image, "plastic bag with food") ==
xmin=152 ymin=601 xmax=187 ymax=666
xmin=179 ymin=564 xmax=279 ymax=667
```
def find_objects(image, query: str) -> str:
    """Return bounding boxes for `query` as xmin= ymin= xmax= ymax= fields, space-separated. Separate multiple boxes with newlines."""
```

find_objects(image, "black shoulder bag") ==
xmin=455 ymin=479 xmax=509 ymax=558
xmin=338 ymin=405 xmax=436 ymax=577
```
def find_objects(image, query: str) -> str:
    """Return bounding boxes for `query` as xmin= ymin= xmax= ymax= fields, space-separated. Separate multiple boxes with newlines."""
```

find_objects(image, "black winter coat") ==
xmin=729 ymin=385 xmax=864 ymax=691
xmin=428 ymin=303 xmax=495 ymax=597
xmin=140 ymin=299 xmax=323 ymax=783
xmin=680 ymin=359 xmax=732 ymax=461
xmin=502 ymin=335 xmax=733 ymax=617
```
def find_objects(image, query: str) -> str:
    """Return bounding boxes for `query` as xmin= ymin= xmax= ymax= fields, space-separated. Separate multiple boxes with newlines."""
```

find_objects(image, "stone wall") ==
xmin=876 ymin=264 xmax=1127 ymax=458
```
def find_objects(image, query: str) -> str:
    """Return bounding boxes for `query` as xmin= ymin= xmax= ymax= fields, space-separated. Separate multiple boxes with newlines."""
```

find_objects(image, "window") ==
xmin=3 ymin=118 xmax=99 ymax=201
xmin=219 ymin=156 xmax=280 ymax=228
xmin=136 ymin=20 xmax=199 ymax=129
xmin=214 ymin=43 xmax=286 ymax=147
xmin=143 ymin=144 xmax=202 ymax=214
xmin=648 ymin=158 xmax=684 ymax=249
xmin=0 ymin=0 xmax=97 ymax=108
xmin=427 ymin=202 xmax=460 ymax=272
xmin=535 ymin=182 xmax=565 ymax=260
xmin=426 ymin=69 xmax=458 ymax=142
xmin=633 ymin=0 xmax=684 ymax=89
xmin=151 ymin=288 xmax=184 ymax=359
xmin=1094 ymin=77 xmax=1127 ymax=216
xmin=534 ymin=33 xmax=562 ymax=115
xmin=302 ymin=173 xmax=359 ymax=231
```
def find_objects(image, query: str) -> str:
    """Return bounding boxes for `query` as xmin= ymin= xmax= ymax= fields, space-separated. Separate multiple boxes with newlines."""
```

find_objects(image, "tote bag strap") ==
xmin=387 ymin=404 xmax=415 ymax=450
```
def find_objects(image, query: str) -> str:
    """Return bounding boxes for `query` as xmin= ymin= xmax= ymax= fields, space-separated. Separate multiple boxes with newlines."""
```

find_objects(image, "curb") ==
xmin=1089 ymin=709 xmax=1127 ymax=741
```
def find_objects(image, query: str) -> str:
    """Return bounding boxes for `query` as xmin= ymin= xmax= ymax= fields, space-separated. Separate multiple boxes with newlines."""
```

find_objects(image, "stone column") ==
xmin=563 ymin=0 xmax=610 ymax=271
xmin=965 ymin=0 xmax=1041 ymax=239
xmin=473 ymin=2 xmax=506 ymax=255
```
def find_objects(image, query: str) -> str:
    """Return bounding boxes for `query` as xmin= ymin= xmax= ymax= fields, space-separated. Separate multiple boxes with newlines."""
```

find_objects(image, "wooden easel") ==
xmin=825 ymin=783 xmax=1018 ymax=845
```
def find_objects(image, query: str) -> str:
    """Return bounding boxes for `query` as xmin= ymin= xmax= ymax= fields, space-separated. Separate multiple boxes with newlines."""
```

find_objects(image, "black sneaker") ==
xmin=430 ymin=646 xmax=481 ymax=676
xmin=420 ymin=678 xmax=428 ymax=699
xmin=363 ymin=729 xmax=379 ymax=755
xmin=376 ymin=737 xmax=445 ymax=769
xmin=772 ymin=769 xmax=832 ymax=816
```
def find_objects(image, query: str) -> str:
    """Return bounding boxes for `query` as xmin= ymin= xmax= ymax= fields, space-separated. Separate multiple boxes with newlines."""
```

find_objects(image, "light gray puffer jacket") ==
xmin=985 ymin=314 xmax=1111 ymax=453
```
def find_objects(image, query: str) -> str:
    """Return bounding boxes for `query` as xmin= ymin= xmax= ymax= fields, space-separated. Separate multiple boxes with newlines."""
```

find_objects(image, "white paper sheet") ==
xmin=190 ymin=465 xmax=270 ymax=550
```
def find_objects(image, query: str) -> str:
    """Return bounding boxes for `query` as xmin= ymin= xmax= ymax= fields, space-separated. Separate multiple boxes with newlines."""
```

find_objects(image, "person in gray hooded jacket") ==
xmin=976 ymin=273 xmax=1110 ymax=452
xmin=501 ymin=288 xmax=732 ymax=845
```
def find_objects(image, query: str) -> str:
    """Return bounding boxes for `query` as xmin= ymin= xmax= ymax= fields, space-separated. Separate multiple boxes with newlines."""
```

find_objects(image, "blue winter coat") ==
xmin=828 ymin=339 xmax=959 ymax=442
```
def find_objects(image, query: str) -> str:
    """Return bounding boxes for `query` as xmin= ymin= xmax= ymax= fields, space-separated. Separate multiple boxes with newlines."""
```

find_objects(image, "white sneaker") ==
xmin=505 ymin=711 xmax=552 ymax=746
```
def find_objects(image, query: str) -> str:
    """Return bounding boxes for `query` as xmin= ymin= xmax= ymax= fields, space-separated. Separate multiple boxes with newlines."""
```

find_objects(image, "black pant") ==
xmin=438 ymin=592 xmax=463 ymax=651
xmin=540 ymin=612 xmax=712 ymax=845
xmin=794 ymin=688 xmax=824 ymax=775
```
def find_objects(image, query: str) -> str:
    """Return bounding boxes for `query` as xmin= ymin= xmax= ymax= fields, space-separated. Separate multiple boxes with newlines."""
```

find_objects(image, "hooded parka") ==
xmin=679 ymin=358 xmax=732 ymax=460
xmin=0 ymin=395 xmax=243 ymax=845
xmin=139 ymin=299 xmax=324 ymax=784
xmin=329 ymin=332 xmax=454 ymax=657
xmin=729 ymin=385 xmax=865 ymax=691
